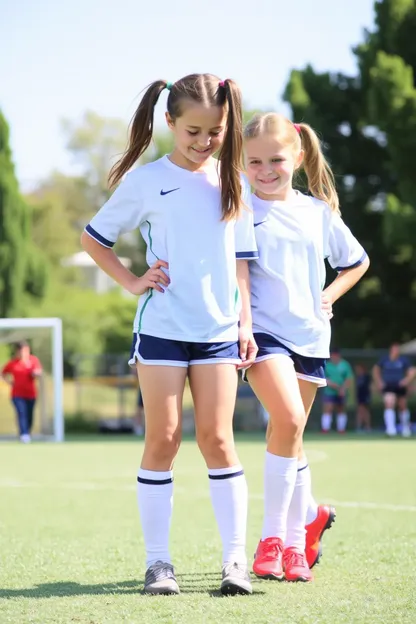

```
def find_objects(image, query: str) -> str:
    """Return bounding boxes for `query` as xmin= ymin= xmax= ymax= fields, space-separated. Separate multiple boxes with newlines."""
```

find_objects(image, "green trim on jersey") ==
xmin=145 ymin=220 xmax=159 ymax=261
xmin=138 ymin=291 xmax=153 ymax=333
xmin=234 ymin=287 xmax=240 ymax=313
xmin=138 ymin=221 xmax=160 ymax=333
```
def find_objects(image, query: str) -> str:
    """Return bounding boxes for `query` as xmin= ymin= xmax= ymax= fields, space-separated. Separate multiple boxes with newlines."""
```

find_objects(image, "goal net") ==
xmin=0 ymin=318 xmax=64 ymax=442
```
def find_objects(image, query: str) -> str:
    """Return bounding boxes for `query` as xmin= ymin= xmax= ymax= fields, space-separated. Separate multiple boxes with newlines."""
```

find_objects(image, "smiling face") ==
xmin=245 ymin=134 xmax=303 ymax=201
xmin=166 ymin=102 xmax=226 ymax=171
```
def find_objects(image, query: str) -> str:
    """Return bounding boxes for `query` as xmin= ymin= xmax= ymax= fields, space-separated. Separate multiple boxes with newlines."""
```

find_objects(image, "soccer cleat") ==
xmin=283 ymin=547 xmax=313 ymax=582
xmin=144 ymin=561 xmax=180 ymax=595
xmin=252 ymin=537 xmax=284 ymax=580
xmin=305 ymin=505 xmax=336 ymax=569
xmin=220 ymin=562 xmax=252 ymax=595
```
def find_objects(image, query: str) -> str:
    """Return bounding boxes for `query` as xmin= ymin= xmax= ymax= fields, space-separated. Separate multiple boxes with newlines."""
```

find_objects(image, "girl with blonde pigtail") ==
xmin=243 ymin=113 xmax=369 ymax=582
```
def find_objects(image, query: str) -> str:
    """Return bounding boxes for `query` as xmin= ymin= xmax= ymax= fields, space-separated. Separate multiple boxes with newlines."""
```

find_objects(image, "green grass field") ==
xmin=1 ymin=434 xmax=415 ymax=623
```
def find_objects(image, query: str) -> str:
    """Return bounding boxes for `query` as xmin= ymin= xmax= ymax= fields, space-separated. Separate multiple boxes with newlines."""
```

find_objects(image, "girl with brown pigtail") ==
xmin=81 ymin=74 xmax=258 ymax=596
xmin=242 ymin=113 xmax=369 ymax=582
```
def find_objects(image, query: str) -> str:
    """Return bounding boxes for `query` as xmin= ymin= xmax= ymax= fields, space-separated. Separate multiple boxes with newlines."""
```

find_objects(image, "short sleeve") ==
xmin=235 ymin=177 xmax=258 ymax=260
xmin=402 ymin=356 xmax=411 ymax=372
xmin=345 ymin=361 xmax=354 ymax=379
xmin=326 ymin=212 xmax=367 ymax=272
xmin=2 ymin=361 xmax=12 ymax=375
xmin=84 ymin=171 xmax=144 ymax=248
xmin=31 ymin=356 xmax=42 ymax=371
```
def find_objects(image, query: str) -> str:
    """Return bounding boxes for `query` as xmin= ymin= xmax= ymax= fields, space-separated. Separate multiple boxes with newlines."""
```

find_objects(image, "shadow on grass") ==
xmin=0 ymin=574 xmax=266 ymax=599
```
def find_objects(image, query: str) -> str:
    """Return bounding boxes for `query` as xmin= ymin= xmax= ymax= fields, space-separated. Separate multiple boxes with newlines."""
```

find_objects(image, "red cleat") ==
xmin=283 ymin=547 xmax=313 ymax=582
xmin=252 ymin=537 xmax=284 ymax=580
xmin=305 ymin=504 xmax=336 ymax=568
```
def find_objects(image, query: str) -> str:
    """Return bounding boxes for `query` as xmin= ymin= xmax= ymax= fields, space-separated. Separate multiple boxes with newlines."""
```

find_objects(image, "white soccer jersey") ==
xmin=85 ymin=155 xmax=258 ymax=342
xmin=250 ymin=191 xmax=367 ymax=357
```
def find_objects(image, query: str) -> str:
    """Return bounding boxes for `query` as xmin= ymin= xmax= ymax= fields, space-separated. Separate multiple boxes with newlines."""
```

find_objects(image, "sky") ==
xmin=1 ymin=0 xmax=375 ymax=189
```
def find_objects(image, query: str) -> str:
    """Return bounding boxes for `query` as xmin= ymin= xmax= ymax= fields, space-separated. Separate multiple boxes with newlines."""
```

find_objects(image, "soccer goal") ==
xmin=0 ymin=318 xmax=64 ymax=442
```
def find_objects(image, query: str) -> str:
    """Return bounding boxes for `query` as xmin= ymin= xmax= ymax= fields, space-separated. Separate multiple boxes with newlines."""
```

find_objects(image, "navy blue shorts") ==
xmin=383 ymin=385 xmax=407 ymax=398
xmin=250 ymin=332 xmax=326 ymax=386
xmin=129 ymin=333 xmax=240 ymax=368
xmin=323 ymin=393 xmax=345 ymax=405
xmin=357 ymin=390 xmax=370 ymax=405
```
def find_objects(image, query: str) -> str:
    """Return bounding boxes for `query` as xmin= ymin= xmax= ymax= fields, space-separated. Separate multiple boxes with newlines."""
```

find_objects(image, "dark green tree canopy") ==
xmin=284 ymin=0 xmax=416 ymax=346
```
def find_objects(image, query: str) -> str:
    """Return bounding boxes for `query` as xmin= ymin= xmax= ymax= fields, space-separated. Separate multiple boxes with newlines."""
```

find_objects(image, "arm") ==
xmin=81 ymin=232 xmax=169 ymax=295
xmin=0 ymin=362 xmax=13 ymax=386
xmin=341 ymin=363 xmax=354 ymax=393
xmin=323 ymin=256 xmax=370 ymax=305
xmin=326 ymin=379 xmax=340 ymax=390
xmin=340 ymin=376 xmax=353 ymax=394
xmin=399 ymin=364 xmax=416 ymax=387
xmin=81 ymin=170 xmax=169 ymax=294
xmin=236 ymin=259 xmax=257 ymax=368
xmin=342 ymin=377 xmax=353 ymax=391
xmin=0 ymin=372 xmax=12 ymax=386
xmin=31 ymin=358 xmax=43 ymax=378
xmin=372 ymin=364 xmax=384 ymax=391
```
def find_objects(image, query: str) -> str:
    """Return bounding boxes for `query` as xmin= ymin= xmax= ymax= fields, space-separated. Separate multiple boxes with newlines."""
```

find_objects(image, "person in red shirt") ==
xmin=1 ymin=341 xmax=42 ymax=443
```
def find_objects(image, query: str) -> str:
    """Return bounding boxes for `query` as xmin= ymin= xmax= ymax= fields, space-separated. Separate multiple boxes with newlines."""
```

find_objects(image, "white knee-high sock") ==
xmin=400 ymin=409 xmax=410 ymax=426
xmin=306 ymin=492 xmax=319 ymax=525
xmin=321 ymin=413 xmax=332 ymax=431
xmin=262 ymin=452 xmax=298 ymax=542
xmin=336 ymin=413 xmax=348 ymax=432
xmin=208 ymin=465 xmax=248 ymax=565
xmin=384 ymin=408 xmax=396 ymax=434
xmin=286 ymin=458 xmax=311 ymax=550
xmin=137 ymin=469 xmax=173 ymax=568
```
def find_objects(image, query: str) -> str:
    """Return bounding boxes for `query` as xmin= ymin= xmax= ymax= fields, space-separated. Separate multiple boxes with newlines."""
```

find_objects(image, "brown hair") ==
xmin=244 ymin=113 xmax=339 ymax=213
xmin=109 ymin=74 xmax=243 ymax=220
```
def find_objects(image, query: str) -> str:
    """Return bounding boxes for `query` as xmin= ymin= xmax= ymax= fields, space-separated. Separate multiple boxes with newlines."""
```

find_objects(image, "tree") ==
xmin=0 ymin=111 xmax=47 ymax=317
xmin=62 ymin=111 xmax=174 ymax=208
xmin=283 ymin=0 xmax=416 ymax=346
xmin=62 ymin=111 xmax=127 ymax=211
xmin=26 ymin=172 xmax=89 ymax=266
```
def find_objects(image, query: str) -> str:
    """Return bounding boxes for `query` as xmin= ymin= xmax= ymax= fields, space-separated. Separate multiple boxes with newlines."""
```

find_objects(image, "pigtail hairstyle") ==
xmin=217 ymin=79 xmax=244 ymax=220
xmin=109 ymin=74 xmax=244 ymax=220
xmin=296 ymin=123 xmax=340 ymax=214
xmin=244 ymin=113 xmax=340 ymax=213
xmin=108 ymin=80 xmax=168 ymax=188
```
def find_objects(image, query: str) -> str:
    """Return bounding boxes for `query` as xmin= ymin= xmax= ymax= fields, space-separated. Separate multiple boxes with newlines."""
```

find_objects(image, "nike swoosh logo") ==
xmin=160 ymin=188 xmax=180 ymax=195
xmin=254 ymin=220 xmax=266 ymax=227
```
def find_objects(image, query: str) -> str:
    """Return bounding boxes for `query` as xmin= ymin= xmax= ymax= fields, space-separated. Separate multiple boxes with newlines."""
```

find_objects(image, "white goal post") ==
xmin=0 ymin=317 xmax=64 ymax=442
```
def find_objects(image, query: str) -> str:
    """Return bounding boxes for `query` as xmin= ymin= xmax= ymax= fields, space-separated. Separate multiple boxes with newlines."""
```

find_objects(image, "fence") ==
xmin=66 ymin=349 xmax=416 ymax=433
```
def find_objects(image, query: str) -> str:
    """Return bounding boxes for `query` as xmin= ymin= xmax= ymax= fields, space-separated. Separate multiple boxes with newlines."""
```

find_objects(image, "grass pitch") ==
xmin=1 ymin=433 xmax=415 ymax=623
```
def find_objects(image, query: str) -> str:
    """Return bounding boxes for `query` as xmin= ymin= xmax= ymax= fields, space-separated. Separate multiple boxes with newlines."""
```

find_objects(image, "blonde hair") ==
xmin=244 ymin=113 xmax=340 ymax=213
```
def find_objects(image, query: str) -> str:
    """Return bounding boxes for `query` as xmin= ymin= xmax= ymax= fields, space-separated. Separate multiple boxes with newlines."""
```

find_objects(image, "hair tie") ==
xmin=219 ymin=80 xmax=226 ymax=88
xmin=293 ymin=123 xmax=301 ymax=134
xmin=166 ymin=82 xmax=173 ymax=91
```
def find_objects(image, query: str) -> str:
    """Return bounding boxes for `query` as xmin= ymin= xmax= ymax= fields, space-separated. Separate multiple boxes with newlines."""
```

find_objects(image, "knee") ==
xmin=384 ymin=397 xmax=395 ymax=409
xmin=196 ymin=429 xmax=235 ymax=464
xmin=271 ymin=410 xmax=305 ymax=442
xmin=144 ymin=431 xmax=181 ymax=464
